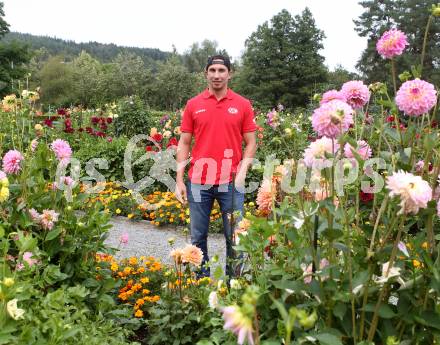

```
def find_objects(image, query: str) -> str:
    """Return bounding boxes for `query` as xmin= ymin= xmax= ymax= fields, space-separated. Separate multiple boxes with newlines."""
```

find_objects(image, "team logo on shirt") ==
xmin=228 ymin=107 xmax=238 ymax=114
xmin=195 ymin=109 xmax=206 ymax=114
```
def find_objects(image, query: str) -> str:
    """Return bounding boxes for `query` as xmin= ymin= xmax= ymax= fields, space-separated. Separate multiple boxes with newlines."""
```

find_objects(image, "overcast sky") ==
xmin=3 ymin=0 xmax=367 ymax=72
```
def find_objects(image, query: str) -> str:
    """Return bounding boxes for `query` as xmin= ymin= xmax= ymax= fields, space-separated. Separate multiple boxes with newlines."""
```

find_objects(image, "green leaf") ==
xmin=314 ymin=333 xmax=343 ymax=345
xmin=383 ymin=127 xmax=400 ymax=143
xmin=414 ymin=311 xmax=440 ymax=330
xmin=213 ymin=265 xmax=223 ymax=280
xmin=410 ymin=64 xmax=422 ymax=79
xmin=377 ymin=99 xmax=395 ymax=109
xmin=272 ymin=279 xmax=302 ymax=293
xmin=363 ymin=303 xmax=396 ymax=319
xmin=0 ymin=225 xmax=4 ymax=238
xmin=16 ymin=231 xmax=38 ymax=252
xmin=45 ymin=227 xmax=62 ymax=241
xmin=333 ymin=303 xmax=347 ymax=320
xmin=321 ymin=228 xmax=343 ymax=241
xmin=196 ymin=341 xmax=214 ymax=345
xmin=270 ymin=296 xmax=288 ymax=320
xmin=423 ymin=132 xmax=438 ymax=151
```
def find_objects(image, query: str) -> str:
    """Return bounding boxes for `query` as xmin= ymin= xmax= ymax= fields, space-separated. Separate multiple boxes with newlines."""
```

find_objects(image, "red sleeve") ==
xmin=180 ymin=101 xmax=193 ymax=133
xmin=242 ymin=100 xmax=257 ymax=133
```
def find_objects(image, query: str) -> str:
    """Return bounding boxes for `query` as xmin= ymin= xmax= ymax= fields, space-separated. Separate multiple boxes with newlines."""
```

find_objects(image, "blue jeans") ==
xmin=186 ymin=181 xmax=244 ymax=277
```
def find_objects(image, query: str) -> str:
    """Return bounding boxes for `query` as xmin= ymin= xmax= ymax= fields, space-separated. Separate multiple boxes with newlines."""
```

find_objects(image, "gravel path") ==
xmin=105 ymin=217 xmax=227 ymax=270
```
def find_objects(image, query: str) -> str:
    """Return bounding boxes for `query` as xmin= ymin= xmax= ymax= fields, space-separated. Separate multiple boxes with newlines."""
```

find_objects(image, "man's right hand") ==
xmin=175 ymin=180 xmax=188 ymax=205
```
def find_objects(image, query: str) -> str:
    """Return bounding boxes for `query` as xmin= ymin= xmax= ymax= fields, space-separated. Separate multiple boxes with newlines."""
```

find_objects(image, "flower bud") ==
xmin=312 ymin=93 xmax=321 ymax=102
xmin=298 ymin=309 xmax=317 ymax=329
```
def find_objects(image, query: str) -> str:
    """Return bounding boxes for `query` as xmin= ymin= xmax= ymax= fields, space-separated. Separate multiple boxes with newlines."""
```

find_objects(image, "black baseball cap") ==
xmin=205 ymin=55 xmax=231 ymax=71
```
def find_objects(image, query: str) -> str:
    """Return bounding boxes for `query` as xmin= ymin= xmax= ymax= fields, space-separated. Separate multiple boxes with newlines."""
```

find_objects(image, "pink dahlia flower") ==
xmin=320 ymin=90 xmax=346 ymax=105
xmin=341 ymin=81 xmax=370 ymax=109
xmin=222 ymin=305 xmax=254 ymax=345
xmin=344 ymin=140 xmax=372 ymax=160
xmin=266 ymin=109 xmax=279 ymax=128
xmin=23 ymin=252 xmax=38 ymax=266
xmin=181 ymin=244 xmax=203 ymax=267
xmin=376 ymin=29 xmax=409 ymax=59
xmin=0 ymin=170 xmax=5 ymax=180
xmin=40 ymin=209 xmax=59 ymax=230
xmin=395 ymin=78 xmax=437 ymax=116
xmin=312 ymin=100 xmax=354 ymax=138
xmin=303 ymin=137 xmax=339 ymax=168
xmin=2 ymin=150 xmax=24 ymax=174
xmin=386 ymin=170 xmax=432 ymax=215
xmin=29 ymin=208 xmax=41 ymax=222
xmin=30 ymin=139 xmax=39 ymax=152
xmin=50 ymin=139 xmax=72 ymax=166
xmin=170 ymin=248 xmax=184 ymax=264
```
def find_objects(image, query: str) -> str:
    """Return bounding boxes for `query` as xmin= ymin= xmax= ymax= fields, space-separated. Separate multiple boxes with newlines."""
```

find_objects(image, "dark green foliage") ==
xmin=355 ymin=0 xmax=440 ymax=86
xmin=150 ymin=55 xmax=205 ymax=110
xmin=182 ymin=39 xmax=230 ymax=73
xmin=38 ymin=55 xmax=74 ymax=106
xmin=0 ymin=2 xmax=30 ymax=96
xmin=3 ymin=31 xmax=170 ymax=65
xmin=0 ymin=2 xmax=8 ymax=38
xmin=236 ymin=8 xmax=328 ymax=109
xmin=114 ymin=95 xmax=157 ymax=137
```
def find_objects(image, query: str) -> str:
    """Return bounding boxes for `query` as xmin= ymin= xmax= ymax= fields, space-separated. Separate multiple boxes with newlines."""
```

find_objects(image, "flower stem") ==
xmin=391 ymin=58 xmax=397 ymax=95
xmin=368 ymin=195 xmax=389 ymax=258
xmin=421 ymin=15 xmax=433 ymax=78
xmin=367 ymin=218 xmax=405 ymax=341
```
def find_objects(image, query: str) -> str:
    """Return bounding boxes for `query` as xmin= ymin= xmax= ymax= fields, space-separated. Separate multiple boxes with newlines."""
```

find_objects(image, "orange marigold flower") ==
xmin=413 ymin=259 xmax=422 ymax=268
xmin=134 ymin=309 xmax=144 ymax=318
xmin=140 ymin=277 xmax=150 ymax=284
xmin=142 ymin=289 xmax=150 ymax=295
xmin=129 ymin=257 xmax=138 ymax=265
xmin=134 ymin=283 xmax=143 ymax=292
xmin=136 ymin=298 xmax=145 ymax=306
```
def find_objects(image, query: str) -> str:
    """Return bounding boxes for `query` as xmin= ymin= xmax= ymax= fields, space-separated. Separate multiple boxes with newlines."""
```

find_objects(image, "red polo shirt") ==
xmin=181 ymin=89 xmax=256 ymax=185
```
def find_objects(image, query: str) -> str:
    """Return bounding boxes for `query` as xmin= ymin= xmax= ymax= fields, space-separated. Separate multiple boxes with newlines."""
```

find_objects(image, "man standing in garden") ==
xmin=175 ymin=54 xmax=257 ymax=277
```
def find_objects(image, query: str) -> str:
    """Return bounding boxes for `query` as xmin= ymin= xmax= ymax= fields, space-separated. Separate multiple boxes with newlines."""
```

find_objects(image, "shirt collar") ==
xmin=202 ymin=88 xmax=234 ymax=100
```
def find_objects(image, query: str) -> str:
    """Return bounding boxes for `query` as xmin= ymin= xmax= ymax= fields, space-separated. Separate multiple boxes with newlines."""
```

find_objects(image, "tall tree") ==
xmin=355 ymin=0 xmax=440 ymax=86
xmin=151 ymin=55 xmax=200 ymax=110
xmin=0 ymin=2 xmax=8 ymax=37
xmin=70 ymin=51 xmax=102 ymax=106
xmin=38 ymin=55 xmax=74 ymax=106
xmin=327 ymin=65 xmax=361 ymax=90
xmin=0 ymin=2 xmax=30 ymax=96
xmin=182 ymin=39 xmax=229 ymax=73
xmin=236 ymin=8 xmax=327 ymax=109
xmin=100 ymin=51 xmax=153 ymax=101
